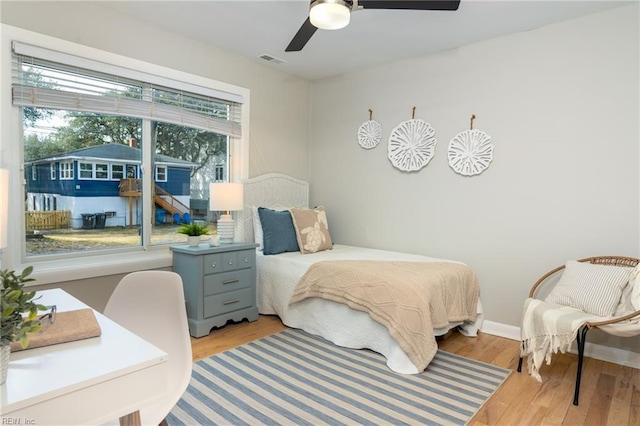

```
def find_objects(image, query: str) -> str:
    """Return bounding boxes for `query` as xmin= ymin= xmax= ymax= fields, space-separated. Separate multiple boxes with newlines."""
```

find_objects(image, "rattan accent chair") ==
xmin=517 ymin=255 xmax=640 ymax=406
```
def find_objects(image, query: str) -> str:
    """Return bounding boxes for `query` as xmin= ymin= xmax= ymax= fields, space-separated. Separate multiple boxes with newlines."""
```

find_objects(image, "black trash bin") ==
xmin=81 ymin=213 xmax=95 ymax=229
xmin=94 ymin=213 xmax=106 ymax=229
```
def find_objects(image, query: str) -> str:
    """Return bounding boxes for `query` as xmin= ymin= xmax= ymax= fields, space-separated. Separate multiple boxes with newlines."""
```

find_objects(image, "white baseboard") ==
xmin=481 ymin=320 xmax=520 ymax=341
xmin=480 ymin=320 xmax=640 ymax=369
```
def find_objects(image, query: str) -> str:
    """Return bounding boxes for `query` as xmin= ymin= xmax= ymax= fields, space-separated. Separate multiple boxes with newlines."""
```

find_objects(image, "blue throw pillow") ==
xmin=257 ymin=207 xmax=299 ymax=255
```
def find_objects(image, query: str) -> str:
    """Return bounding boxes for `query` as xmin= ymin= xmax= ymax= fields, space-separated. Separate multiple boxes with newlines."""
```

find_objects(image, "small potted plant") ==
xmin=1 ymin=266 xmax=47 ymax=384
xmin=177 ymin=222 xmax=210 ymax=247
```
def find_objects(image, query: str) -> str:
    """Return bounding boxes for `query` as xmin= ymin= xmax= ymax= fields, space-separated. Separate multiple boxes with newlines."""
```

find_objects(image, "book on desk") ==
xmin=10 ymin=308 xmax=102 ymax=352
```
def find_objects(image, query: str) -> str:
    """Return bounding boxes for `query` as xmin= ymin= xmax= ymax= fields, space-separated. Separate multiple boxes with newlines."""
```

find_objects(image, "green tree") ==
xmin=154 ymin=122 xmax=226 ymax=175
xmin=54 ymin=112 xmax=142 ymax=149
xmin=24 ymin=133 xmax=64 ymax=162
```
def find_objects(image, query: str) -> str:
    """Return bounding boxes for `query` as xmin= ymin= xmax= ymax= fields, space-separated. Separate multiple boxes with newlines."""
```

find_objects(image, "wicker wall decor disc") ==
xmin=388 ymin=119 xmax=436 ymax=171
xmin=357 ymin=120 xmax=382 ymax=149
xmin=447 ymin=129 xmax=494 ymax=176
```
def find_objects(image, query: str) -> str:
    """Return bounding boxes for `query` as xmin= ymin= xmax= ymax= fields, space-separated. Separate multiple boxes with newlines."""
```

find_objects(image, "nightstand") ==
xmin=170 ymin=242 xmax=259 ymax=338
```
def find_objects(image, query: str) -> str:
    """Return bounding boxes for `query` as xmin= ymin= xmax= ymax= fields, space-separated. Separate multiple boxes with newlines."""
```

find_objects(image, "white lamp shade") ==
xmin=0 ymin=169 xmax=7 ymax=249
xmin=310 ymin=0 xmax=350 ymax=30
xmin=209 ymin=183 xmax=244 ymax=212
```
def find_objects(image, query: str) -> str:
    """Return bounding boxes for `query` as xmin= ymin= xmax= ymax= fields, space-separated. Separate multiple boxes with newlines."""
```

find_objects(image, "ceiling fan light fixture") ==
xmin=309 ymin=0 xmax=351 ymax=30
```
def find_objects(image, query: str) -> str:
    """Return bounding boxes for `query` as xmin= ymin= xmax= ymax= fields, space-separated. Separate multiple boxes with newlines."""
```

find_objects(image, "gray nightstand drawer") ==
xmin=236 ymin=249 xmax=256 ymax=269
xmin=204 ymin=288 xmax=253 ymax=318
xmin=221 ymin=251 xmax=238 ymax=272
xmin=204 ymin=268 xmax=252 ymax=296
xmin=221 ymin=249 xmax=255 ymax=272
xmin=203 ymin=253 xmax=223 ymax=275
xmin=205 ymin=250 xmax=255 ymax=274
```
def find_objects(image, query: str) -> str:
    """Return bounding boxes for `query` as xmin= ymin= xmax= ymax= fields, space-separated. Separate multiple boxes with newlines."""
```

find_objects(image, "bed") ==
xmin=240 ymin=173 xmax=484 ymax=374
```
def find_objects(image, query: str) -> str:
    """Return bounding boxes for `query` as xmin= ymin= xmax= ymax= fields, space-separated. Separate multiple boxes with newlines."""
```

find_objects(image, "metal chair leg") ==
xmin=573 ymin=325 xmax=589 ymax=406
xmin=517 ymin=340 xmax=524 ymax=372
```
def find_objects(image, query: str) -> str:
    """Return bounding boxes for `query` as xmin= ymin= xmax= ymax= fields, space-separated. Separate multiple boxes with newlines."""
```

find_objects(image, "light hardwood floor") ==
xmin=190 ymin=315 xmax=640 ymax=426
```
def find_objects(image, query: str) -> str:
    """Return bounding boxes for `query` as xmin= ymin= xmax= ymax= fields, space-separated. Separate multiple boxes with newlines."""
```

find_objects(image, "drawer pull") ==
xmin=223 ymin=299 xmax=240 ymax=305
xmin=244 ymin=258 xmax=249 ymax=263
xmin=211 ymin=262 xmax=217 ymax=269
xmin=228 ymin=260 xmax=234 ymax=266
xmin=222 ymin=279 xmax=239 ymax=285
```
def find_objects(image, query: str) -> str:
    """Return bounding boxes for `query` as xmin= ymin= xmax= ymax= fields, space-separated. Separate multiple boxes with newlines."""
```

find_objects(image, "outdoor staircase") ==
xmin=119 ymin=178 xmax=191 ymax=223
xmin=153 ymin=185 xmax=190 ymax=217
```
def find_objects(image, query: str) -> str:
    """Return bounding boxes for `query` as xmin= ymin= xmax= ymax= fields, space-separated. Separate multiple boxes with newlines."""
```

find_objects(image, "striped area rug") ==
xmin=167 ymin=329 xmax=510 ymax=426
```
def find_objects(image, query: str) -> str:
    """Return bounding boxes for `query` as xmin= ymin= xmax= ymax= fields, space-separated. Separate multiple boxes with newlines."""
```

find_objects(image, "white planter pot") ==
xmin=187 ymin=236 xmax=201 ymax=247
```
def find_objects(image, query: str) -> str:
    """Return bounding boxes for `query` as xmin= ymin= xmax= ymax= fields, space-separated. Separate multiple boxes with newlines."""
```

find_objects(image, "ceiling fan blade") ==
xmin=358 ymin=0 xmax=460 ymax=10
xmin=286 ymin=17 xmax=318 ymax=52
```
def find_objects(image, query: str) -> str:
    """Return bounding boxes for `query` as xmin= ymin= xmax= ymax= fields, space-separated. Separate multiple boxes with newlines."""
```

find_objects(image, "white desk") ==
xmin=0 ymin=289 xmax=168 ymax=425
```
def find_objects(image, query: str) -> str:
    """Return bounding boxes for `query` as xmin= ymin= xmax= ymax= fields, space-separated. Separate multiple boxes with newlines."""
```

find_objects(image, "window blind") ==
xmin=11 ymin=41 xmax=243 ymax=138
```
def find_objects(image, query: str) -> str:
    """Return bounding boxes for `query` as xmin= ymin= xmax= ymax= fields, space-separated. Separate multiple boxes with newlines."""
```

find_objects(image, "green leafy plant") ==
xmin=1 ymin=266 xmax=47 ymax=348
xmin=177 ymin=222 xmax=210 ymax=237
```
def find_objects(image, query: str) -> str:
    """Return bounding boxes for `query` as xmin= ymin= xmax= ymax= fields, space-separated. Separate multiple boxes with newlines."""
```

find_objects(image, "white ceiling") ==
xmin=101 ymin=0 xmax=630 ymax=81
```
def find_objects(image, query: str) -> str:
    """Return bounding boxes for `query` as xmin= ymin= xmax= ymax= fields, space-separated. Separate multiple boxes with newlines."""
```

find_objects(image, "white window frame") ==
xmin=60 ymin=161 xmax=73 ymax=180
xmin=215 ymin=164 xmax=224 ymax=181
xmin=78 ymin=162 xmax=93 ymax=179
xmin=50 ymin=163 xmax=56 ymax=180
xmin=155 ymin=165 xmax=167 ymax=182
xmin=111 ymin=164 xmax=125 ymax=180
xmin=0 ymin=24 xmax=250 ymax=284
xmin=95 ymin=163 xmax=109 ymax=180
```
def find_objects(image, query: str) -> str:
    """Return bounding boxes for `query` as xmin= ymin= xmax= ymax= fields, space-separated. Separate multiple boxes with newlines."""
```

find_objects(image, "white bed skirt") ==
xmin=256 ymin=244 xmax=484 ymax=374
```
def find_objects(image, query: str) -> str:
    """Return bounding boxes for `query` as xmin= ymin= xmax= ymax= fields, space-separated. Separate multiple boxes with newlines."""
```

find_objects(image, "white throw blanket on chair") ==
xmin=520 ymin=297 xmax=599 ymax=381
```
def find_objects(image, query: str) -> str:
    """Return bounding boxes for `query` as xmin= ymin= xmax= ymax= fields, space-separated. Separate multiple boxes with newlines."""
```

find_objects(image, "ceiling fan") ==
xmin=285 ymin=0 xmax=461 ymax=52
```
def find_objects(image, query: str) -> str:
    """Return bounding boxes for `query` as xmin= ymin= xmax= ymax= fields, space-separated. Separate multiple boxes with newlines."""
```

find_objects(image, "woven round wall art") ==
xmin=357 ymin=109 xmax=382 ymax=149
xmin=447 ymin=115 xmax=494 ymax=176
xmin=387 ymin=108 xmax=436 ymax=172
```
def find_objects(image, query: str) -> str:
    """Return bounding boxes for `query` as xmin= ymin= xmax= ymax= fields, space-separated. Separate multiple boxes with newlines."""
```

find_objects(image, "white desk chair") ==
xmin=104 ymin=271 xmax=192 ymax=426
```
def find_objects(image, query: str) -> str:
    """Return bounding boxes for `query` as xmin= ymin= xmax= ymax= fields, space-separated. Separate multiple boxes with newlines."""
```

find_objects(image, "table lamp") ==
xmin=209 ymin=182 xmax=243 ymax=244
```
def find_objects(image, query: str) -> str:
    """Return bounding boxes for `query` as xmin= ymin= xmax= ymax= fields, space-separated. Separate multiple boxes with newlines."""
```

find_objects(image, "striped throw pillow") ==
xmin=545 ymin=260 xmax=633 ymax=317
xmin=630 ymin=264 xmax=640 ymax=310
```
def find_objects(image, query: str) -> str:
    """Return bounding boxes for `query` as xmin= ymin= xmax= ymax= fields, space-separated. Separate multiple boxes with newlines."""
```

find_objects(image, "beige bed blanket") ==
xmin=289 ymin=260 xmax=479 ymax=371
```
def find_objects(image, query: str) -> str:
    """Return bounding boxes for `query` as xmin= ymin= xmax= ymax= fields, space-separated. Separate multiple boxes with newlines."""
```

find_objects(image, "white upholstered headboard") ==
xmin=240 ymin=173 xmax=309 ymax=243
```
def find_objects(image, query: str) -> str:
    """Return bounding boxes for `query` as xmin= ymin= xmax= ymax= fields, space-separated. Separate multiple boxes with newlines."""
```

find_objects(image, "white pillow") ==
xmin=545 ymin=260 xmax=633 ymax=317
xmin=251 ymin=206 xmax=264 ymax=251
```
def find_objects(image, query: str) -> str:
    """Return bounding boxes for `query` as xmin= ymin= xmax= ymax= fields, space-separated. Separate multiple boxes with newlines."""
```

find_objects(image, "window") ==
xmin=95 ymin=163 xmax=108 ymax=180
xmin=60 ymin=161 xmax=73 ymax=179
xmin=3 ymin=28 xmax=249 ymax=280
xmin=50 ymin=163 xmax=56 ymax=180
xmin=155 ymin=166 xmax=167 ymax=182
xmin=31 ymin=165 xmax=36 ymax=181
xmin=215 ymin=164 xmax=224 ymax=181
xmin=78 ymin=162 xmax=110 ymax=180
xmin=111 ymin=164 xmax=124 ymax=180
xmin=126 ymin=165 xmax=137 ymax=179
xmin=79 ymin=162 xmax=93 ymax=179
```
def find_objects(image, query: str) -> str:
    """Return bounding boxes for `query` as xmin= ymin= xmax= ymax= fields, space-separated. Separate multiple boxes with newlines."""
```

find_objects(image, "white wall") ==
xmin=309 ymin=5 xmax=639 ymax=351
